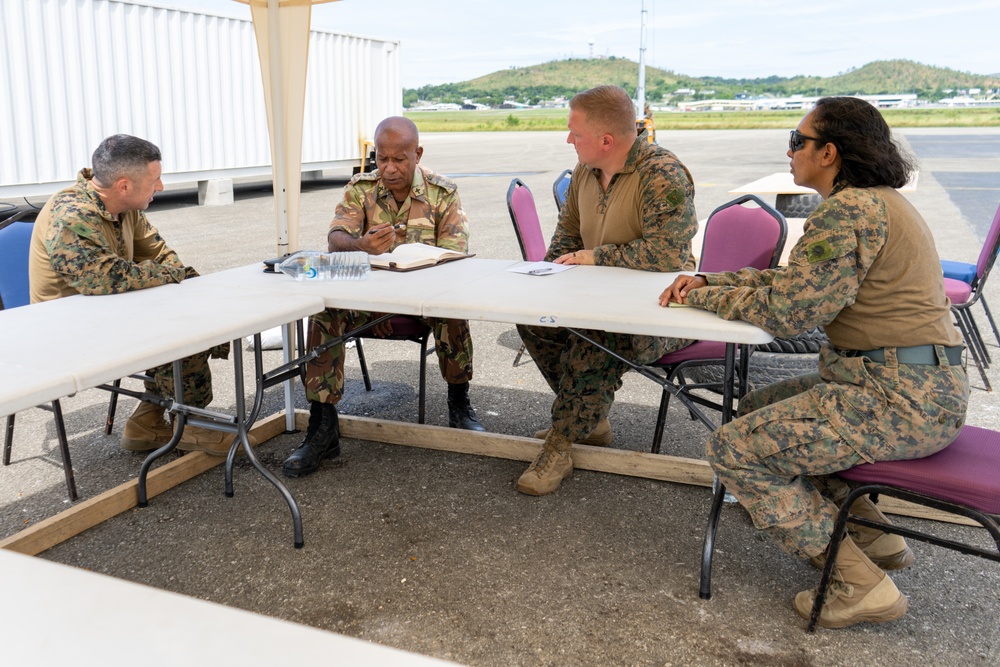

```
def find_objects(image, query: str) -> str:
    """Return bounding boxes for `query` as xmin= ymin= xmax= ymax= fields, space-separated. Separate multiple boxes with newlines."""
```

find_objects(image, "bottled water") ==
xmin=278 ymin=251 xmax=329 ymax=281
xmin=328 ymin=251 xmax=371 ymax=281
xmin=278 ymin=250 xmax=370 ymax=281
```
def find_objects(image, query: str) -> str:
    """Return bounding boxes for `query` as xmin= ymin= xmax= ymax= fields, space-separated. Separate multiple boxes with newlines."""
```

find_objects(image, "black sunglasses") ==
xmin=789 ymin=129 xmax=823 ymax=152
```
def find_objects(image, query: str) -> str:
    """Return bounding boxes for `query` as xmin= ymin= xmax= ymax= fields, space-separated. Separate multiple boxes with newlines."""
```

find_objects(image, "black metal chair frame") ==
xmin=807 ymin=484 xmax=1000 ymax=632
xmin=648 ymin=195 xmax=787 ymax=453
xmin=951 ymin=227 xmax=1000 ymax=392
xmin=352 ymin=316 xmax=433 ymax=424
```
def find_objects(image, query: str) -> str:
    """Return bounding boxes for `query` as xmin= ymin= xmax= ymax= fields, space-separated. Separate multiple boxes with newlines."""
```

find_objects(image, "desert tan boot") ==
xmin=533 ymin=418 xmax=613 ymax=447
xmin=516 ymin=434 xmax=573 ymax=496
xmin=177 ymin=425 xmax=257 ymax=457
xmin=810 ymin=496 xmax=914 ymax=571
xmin=121 ymin=401 xmax=173 ymax=451
xmin=795 ymin=536 xmax=909 ymax=629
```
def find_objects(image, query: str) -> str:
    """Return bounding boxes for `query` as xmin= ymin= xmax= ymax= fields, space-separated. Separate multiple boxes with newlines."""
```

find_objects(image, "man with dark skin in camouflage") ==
xmin=284 ymin=116 xmax=484 ymax=479
xmin=662 ymin=97 xmax=968 ymax=628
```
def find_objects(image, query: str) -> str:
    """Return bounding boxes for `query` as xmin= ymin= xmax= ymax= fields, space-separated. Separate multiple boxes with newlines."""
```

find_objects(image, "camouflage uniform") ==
xmin=28 ymin=169 xmax=222 ymax=408
xmin=686 ymin=184 xmax=969 ymax=559
xmin=516 ymin=134 xmax=697 ymax=442
xmin=304 ymin=164 xmax=474 ymax=404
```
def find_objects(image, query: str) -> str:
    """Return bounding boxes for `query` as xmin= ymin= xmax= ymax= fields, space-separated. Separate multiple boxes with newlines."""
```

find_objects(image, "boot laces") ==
xmin=533 ymin=448 xmax=564 ymax=475
xmin=817 ymin=570 xmax=855 ymax=606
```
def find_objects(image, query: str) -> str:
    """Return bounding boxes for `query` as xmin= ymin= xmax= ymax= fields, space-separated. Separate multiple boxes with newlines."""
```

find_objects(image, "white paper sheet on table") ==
xmin=506 ymin=261 xmax=577 ymax=276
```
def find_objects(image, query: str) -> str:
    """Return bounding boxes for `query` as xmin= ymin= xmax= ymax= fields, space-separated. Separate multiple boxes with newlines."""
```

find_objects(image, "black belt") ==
xmin=840 ymin=345 xmax=964 ymax=366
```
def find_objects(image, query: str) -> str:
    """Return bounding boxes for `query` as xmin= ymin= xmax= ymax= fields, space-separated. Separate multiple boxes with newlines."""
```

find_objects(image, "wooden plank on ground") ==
xmin=1 ymin=411 xmax=979 ymax=558
xmin=339 ymin=415 xmax=716 ymax=487
xmin=339 ymin=415 xmax=980 ymax=527
xmin=0 ymin=411 xmax=296 ymax=556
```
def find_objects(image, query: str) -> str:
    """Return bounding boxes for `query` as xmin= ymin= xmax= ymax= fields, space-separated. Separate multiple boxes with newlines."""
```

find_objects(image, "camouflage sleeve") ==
xmin=45 ymin=217 xmax=187 ymax=296
xmin=685 ymin=192 xmax=887 ymax=337
xmin=432 ymin=188 xmax=469 ymax=254
xmin=328 ymin=181 xmax=369 ymax=245
xmin=544 ymin=170 xmax=584 ymax=262
xmin=130 ymin=213 xmax=197 ymax=277
xmin=592 ymin=158 xmax=697 ymax=271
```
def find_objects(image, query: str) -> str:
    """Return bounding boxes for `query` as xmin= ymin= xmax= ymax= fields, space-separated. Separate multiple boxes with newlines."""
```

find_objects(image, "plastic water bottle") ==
xmin=328 ymin=251 xmax=371 ymax=281
xmin=278 ymin=251 xmax=329 ymax=281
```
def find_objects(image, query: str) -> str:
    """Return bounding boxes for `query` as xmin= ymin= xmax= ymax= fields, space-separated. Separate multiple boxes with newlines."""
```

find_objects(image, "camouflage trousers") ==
xmin=304 ymin=308 xmax=474 ymax=404
xmin=516 ymin=324 xmax=690 ymax=442
xmin=707 ymin=345 xmax=969 ymax=559
xmin=143 ymin=342 xmax=228 ymax=409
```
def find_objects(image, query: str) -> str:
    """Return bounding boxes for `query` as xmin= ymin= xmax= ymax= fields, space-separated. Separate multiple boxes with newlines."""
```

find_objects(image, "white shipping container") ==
xmin=0 ymin=0 xmax=401 ymax=197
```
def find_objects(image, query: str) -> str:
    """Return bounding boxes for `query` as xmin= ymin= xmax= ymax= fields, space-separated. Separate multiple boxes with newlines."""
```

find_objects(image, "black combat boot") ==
xmin=282 ymin=401 xmax=341 ymax=478
xmin=447 ymin=382 xmax=486 ymax=432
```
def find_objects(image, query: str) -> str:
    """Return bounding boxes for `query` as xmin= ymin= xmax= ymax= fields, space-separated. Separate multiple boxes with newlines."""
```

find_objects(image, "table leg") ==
xmin=225 ymin=338 xmax=304 ymax=548
xmin=138 ymin=359 xmax=185 ymax=507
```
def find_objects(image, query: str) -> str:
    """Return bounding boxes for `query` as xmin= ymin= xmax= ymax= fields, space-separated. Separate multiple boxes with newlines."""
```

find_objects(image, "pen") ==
xmin=528 ymin=267 xmax=553 ymax=275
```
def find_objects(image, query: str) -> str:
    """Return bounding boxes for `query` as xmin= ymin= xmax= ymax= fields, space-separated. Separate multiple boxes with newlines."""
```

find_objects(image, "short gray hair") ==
xmin=91 ymin=134 xmax=162 ymax=185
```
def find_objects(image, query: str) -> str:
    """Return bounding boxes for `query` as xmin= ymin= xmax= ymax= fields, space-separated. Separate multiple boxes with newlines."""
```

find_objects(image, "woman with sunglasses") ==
xmin=659 ymin=97 xmax=968 ymax=628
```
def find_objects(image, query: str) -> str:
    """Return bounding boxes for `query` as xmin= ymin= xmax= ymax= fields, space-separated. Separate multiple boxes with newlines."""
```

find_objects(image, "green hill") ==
xmin=404 ymin=58 xmax=1000 ymax=107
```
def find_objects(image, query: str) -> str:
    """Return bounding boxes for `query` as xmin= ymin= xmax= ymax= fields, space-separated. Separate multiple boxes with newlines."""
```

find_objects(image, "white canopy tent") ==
xmin=234 ymin=0 xmax=343 ymax=430
xmin=233 ymin=0 xmax=342 ymax=257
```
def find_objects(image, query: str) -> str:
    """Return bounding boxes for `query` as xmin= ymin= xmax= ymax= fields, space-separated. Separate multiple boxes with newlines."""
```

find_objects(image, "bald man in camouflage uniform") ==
xmin=284 ymin=116 xmax=483 ymax=479
xmin=515 ymin=85 xmax=697 ymax=496
xmin=29 ymin=134 xmax=235 ymax=455
xmin=661 ymin=97 xmax=968 ymax=628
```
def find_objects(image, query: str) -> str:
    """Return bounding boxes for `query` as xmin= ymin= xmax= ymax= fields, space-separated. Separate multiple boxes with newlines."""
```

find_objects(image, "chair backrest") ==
xmin=552 ymin=169 xmax=572 ymax=213
xmin=506 ymin=178 xmax=547 ymax=262
xmin=0 ymin=215 xmax=36 ymax=310
xmin=973 ymin=201 xmax=1000 ymax=287
xmin=699 ymin=195 xmax=787 ymax=273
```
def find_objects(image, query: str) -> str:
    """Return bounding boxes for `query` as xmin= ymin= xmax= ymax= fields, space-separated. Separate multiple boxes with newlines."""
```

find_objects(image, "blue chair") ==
xmin=0 ymin=209 xmax=79 ymax=500
xmin=941 ymin=202 xmax=1000 ymax=353
xmin=552 ymin=169 xmax=571 ymax=214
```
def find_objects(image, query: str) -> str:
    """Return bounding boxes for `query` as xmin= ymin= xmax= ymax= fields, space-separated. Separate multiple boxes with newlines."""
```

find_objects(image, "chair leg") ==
xmin=965 ymin=309 xmax=992 ymax=365
xmin=699 ymin=480 xmax=729 ymax=600
xmin=105 ymin=377 xmax=122 ymax=435
xmin=956 ymin=310 xmax=992 ymax=391
xmin=980 ymin=298 xmax=1000 ymax=347
xmin=3 ymin=413 xmax=14 ymax=465
xmin=650 ymin=387 xmax=671 ymax=454
xmin=512 ymin=343 xmax=527 ymax=367
xmin=51 ymin=399 xmax=78 ymax=502
xmin=354 ymin=338 xmax=373 ymax=391
xmin=807 ymin=489 xmax=858 ymax=632
xmin=417 ymin=334 xmax=429 ymax=425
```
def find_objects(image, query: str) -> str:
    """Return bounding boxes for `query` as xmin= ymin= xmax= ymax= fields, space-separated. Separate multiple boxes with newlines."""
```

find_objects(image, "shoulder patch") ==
xmin=67 ymin=222 xmax=98 ymax=239
xmin=806 ymin=239 xmax=837 ymax=263
xmin=664 ymin=187 xmax=685 ymax=208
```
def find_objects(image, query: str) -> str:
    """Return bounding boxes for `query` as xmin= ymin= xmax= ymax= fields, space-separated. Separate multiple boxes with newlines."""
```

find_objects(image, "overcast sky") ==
xmin=160 ymin=0 xmax=1000 ymax=88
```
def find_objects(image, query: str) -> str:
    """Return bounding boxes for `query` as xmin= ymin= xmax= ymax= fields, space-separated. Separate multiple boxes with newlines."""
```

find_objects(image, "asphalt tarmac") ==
xmin=2 ymin=128 xmax=999 ymax=666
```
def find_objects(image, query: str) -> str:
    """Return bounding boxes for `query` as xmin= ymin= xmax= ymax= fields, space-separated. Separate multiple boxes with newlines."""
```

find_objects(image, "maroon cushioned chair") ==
xmin=806 ymin=424 xmax=1000 ymax=631
xmin=506 ymin=178 xmax=549 ymax=366
xmin=943 ymin=201 xmax=1000 ymax=392
xmin=647 ymin=194 xmax=787 ymax=454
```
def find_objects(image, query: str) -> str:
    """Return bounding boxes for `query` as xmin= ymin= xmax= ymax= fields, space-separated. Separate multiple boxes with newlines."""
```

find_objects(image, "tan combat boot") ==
xmin=533 ymin=418 xmax=613 ymax=447
xmin=810 ymin=496 xmax=914 ymax=570
xmin=795 ymin=536 xmax=909 ymax=629
xmin=121 ymin=401 xmax=173 ymax=451
xmin=517 ymin=434 xmax=573 ymax=496
xmin=177 ymin=424 xmax=257 ymax=457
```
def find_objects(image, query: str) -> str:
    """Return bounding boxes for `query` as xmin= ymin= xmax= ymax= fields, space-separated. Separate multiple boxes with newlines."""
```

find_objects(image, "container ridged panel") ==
xmin=0 ymin=0 xmax=401 ymax=195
